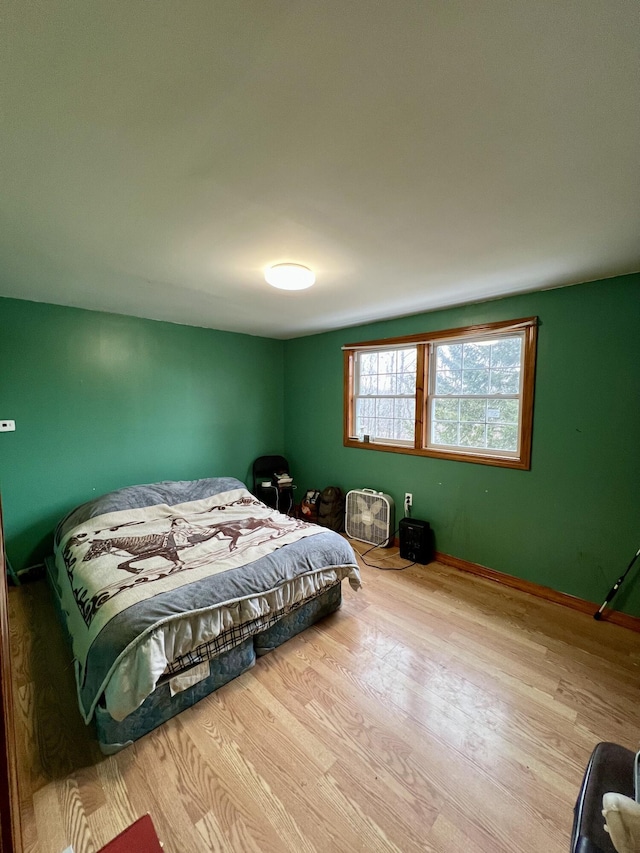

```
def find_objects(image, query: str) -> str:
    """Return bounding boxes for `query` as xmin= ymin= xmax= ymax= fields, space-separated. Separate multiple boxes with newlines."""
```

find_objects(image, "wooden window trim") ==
xmin=343 ymin=317 xmax=538 ymax=470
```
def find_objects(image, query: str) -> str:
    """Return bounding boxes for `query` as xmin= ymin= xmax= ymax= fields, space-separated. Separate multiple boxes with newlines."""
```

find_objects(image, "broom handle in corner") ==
xmin=594 ymin=546 xmax=640 ymax=620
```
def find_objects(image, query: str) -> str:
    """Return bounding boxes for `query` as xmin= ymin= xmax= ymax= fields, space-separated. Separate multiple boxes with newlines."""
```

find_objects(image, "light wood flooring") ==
xmin=8 ymin=548 xmax=640 ymax=853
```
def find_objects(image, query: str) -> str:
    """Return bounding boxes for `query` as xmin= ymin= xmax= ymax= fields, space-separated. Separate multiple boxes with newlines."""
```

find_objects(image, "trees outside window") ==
xmin=343 ymin=318 xmax=538 ymax=470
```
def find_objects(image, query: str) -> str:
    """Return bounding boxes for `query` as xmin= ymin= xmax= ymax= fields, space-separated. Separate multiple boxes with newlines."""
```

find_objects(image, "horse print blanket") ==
xmin=54 ymin=486 xmax=360 ymax=721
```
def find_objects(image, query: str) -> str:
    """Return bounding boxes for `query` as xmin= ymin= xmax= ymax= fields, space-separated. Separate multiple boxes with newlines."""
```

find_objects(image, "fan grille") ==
xmin=345 ymin=490 xmax=395 ymax=546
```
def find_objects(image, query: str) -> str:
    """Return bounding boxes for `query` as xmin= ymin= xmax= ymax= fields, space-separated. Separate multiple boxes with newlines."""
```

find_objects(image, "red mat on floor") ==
xmin=98 ymin=814 xmax=162 ymax=852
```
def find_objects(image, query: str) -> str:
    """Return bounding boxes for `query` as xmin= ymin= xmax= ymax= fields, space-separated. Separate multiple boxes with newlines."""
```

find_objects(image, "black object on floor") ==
xmin=398 ymin=517 xmax=433 ymax=564
xmin=571 ymin=742 xmax=635 ymax=853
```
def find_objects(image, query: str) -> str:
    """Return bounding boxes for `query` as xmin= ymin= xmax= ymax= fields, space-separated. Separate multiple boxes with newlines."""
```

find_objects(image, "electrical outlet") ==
xmin=0 ymin=420 xmax=15 ymax=432
xmin=404 ymin=492 xmax=413 ymax=509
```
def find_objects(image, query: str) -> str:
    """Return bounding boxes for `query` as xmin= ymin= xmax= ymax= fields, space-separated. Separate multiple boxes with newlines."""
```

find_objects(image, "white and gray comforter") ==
xmin=52 ymin=478 xmax=360 ymax=723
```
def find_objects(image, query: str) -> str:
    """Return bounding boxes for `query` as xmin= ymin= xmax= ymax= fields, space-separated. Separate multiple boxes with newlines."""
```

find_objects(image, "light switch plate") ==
xmin=0 ymin=420 xmax=15 ymax=432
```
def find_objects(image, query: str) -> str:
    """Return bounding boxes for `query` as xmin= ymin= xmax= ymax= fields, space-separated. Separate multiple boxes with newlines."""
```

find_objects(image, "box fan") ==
xmin=345 ymin=489 xmax=395 ymax=546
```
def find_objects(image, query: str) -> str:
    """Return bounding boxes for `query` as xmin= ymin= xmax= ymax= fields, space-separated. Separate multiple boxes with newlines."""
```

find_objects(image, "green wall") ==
xmin=283 ymin=273 xmax=640 ymax=616
xmin=0 ymin=298 xmax=284 ymax=569
xmin=2 ymin=274 xmax=639 ymax=616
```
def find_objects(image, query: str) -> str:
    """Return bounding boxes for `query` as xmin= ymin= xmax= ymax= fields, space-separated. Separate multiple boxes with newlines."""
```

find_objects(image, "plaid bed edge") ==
xmin=164 ymin=583 xmax=340 ymax=678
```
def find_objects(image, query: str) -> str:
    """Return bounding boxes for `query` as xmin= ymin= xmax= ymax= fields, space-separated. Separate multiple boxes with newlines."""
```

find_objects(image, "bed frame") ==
xmin=45 ymin=555 xmax=342 ymax=753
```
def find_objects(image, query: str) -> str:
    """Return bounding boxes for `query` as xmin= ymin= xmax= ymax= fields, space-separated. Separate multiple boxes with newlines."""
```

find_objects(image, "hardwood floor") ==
xmin=8 ymin=548 xmax=640 ymax=853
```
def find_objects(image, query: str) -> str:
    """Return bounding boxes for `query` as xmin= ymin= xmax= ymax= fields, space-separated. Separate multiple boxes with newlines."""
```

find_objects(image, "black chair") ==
xmin=571 ymin=742 xmax=636 ymax=853
xmin=252 ymin=455 xmax=295 ymax=515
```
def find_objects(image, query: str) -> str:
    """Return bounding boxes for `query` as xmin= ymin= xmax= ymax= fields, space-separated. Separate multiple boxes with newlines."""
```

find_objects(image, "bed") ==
xmin=45 ymin=477 xmax=361 ymax=753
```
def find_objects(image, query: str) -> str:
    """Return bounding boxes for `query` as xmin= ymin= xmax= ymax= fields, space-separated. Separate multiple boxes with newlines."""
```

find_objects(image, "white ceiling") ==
xmin=1 ymin=1 xmax=638 ymax=339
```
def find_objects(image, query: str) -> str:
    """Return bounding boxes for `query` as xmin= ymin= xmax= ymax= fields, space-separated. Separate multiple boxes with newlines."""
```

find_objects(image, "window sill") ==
xmin=343 ymin=438 xmax=531 ymax=469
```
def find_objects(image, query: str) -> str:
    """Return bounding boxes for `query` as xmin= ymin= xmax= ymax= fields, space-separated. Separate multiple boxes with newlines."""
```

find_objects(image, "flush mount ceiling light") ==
xmin=264 ymin=263 xmax=315 ymax=290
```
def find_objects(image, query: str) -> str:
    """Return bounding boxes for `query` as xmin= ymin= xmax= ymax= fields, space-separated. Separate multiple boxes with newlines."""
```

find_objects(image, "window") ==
xmin=353 ymin=347 xmax=417 ymax=445
xmin=343 ymin=317 xmax=538 ymax=469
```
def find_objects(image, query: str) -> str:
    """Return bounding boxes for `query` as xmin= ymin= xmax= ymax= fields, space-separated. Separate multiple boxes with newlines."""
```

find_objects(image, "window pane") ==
xmin=460 ymin=399 xmax=486 ymax=422
xmin=360 ymin=374 xmax=376 ymax=395
xmin=436 ymin=370 xmax=462 ymax=394
xmin=486 ymin=399 xmax=519 ymax=424
xmin=459 ymin=423 xmax=487 ymax=448
xmin=359 ymin=353 xmax=378 ymax=375
xmin=428 ymin=332 xmax=526 ymax=454
xmin=354 ymin=345 xmax=418 ymax=443
xmin=376 ymin=418 xmax=394 ymax=439
xmin=489 ymin=369 xmax=520 ymax=394
xmin=357 ymin=347 xmax=417 ymax=399
xmin=462 ymin=369 xmax=489 ymax=394
xmin=394 ymin=416 xmax=414 ymax=441
xmin=377 ymin=374 xmax=397 ymax=395
xmin=376 ymin=398 xmax=393 ymax=418
xmin=487 ymin=424 xmax=518 ymax=451
xmin=491 ymin=337 xmax=521 ymax=368
xmin=396 ymin=398 xmax=415 ymax=421
xmin=462 ymin=342 xmax=491 ymax=368
xmin=397 ymin=372 xmax=416 ymax=394
xmin=397 ymin=348 xmax=417 ymax=372
xmin=379 ymin=350 xmax=397 ymax=374
xmin=433 ymin=421 xmax=459 ymax=445
xmin=355 ymin=398 xmax=375 ymax=421
xmin=433 ymin=399 xmax=459 ymax=421
xmin=355 ymin=414 xmax=372 ymax=435
xmin=357 ymin=416 xmax=371 ymax=436
xmin=358 ymin=398 xmax=422 ymax=438
xmin=436 ymin=344 xmax=462 ymax=371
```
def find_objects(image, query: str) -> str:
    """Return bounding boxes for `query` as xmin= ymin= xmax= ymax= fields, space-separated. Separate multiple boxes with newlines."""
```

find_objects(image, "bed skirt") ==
xmin=95 ymin=638 xmax=257 ymax=753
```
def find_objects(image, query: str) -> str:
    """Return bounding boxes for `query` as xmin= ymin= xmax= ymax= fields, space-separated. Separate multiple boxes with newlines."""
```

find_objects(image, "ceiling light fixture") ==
xmin=264 ymin=263 xmax=315 ymax=291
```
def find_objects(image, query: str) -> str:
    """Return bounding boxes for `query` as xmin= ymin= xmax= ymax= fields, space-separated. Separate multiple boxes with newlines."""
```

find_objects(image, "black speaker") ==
xmin=399 ymin=518 xmax=433 ymax=564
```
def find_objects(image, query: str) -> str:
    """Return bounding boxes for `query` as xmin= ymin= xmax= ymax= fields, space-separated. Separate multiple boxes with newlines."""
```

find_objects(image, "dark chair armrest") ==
xmin=575 ymin=837 xmax=607 ymax=853
xmin=572 ymin=742 xmax=635 ymax=853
